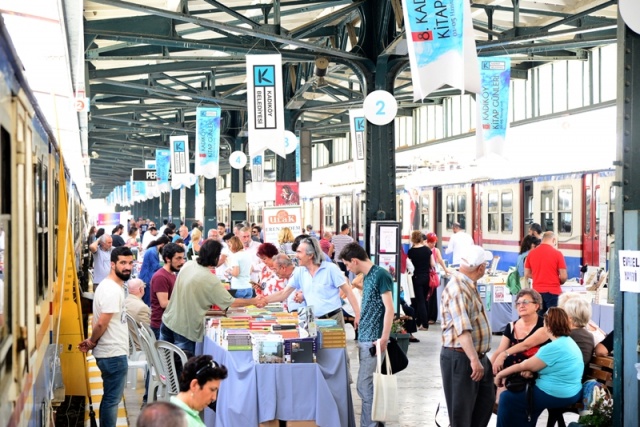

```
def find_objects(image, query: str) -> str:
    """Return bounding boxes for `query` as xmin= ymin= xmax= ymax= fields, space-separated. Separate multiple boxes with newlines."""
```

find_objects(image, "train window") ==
xmin=540 ymin=188 xmax=554 ymax=231
xmin=446 ymin=194 xmax=455 ymax=229
xmin=420 ymin=193 xmax=430 ymax=230
xmin=457 ymin=194 xmax=466 ymax=229
xmin=324 ymin=202 xmax=334 ymax=228
xmin=609 ymin=187 xmax=615 ymax=235
xmin=501 ymin=191 xmax=513 ymax=233
xmin=558 ymin=188 xmax=572 ymax=234
xmin=487 ymin=191 xmax=498 ymax=233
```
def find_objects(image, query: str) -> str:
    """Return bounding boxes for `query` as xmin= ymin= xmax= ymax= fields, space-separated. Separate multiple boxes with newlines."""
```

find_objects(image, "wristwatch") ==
xmin=504 ymin=350 xmax=510 ymax=357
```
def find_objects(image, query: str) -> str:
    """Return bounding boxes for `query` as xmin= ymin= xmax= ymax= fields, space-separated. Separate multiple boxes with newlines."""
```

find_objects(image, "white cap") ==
xmin=459 ymin=245 xmax=493 ymax=268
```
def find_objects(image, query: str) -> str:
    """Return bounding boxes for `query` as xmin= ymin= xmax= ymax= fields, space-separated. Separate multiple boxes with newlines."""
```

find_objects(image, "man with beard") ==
xmin=78 ymin=246 xmax=134 ymax=427
xmin=150 ymin=243 xmax=186 ymax=339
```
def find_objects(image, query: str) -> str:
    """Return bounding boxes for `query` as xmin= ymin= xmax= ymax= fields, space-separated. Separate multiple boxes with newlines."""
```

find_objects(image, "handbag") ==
xmin=504 ymin=372 xmax=537 ymax=392
xmin=428 ymin=269 xmax=439 ymax=298
xmin=372 ymin=341 xmax=400 ymax=422
xmin=381 ymin=336 xmax=409 ymax=374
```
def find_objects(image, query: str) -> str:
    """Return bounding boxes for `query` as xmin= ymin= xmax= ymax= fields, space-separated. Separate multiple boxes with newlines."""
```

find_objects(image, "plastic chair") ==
xmin=125 ymin=314 xmax=147 ymax=389
xmin=155 ymin=340 xmax=188 ymax=397
xmin=139 ymin=322 xmax=158 ymax=347
xmin=139 ymin=329 xmax=166 ymax=401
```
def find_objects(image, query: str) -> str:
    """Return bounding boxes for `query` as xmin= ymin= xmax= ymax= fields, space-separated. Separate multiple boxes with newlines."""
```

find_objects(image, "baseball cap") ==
xmin=459 ymin=245 xmax=493 ymax=268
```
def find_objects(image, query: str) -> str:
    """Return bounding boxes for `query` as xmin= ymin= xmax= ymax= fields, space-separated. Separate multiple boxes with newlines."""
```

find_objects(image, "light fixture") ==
xmin=90 ymin=151 xmax=99 ymax=159
xmin=314 ymin=57 xmax=329 ymax=78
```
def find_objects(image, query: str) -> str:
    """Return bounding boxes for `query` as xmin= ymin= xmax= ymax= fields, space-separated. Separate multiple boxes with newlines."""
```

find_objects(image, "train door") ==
xmin=322 ymin=197 xmax=335 ymax=233
xmin=435 ymin=187 xmax=442 ymax=243
xmin=521 ymin=179 xmax=534 ymax=239
xmin=339 ymin=195 xmax=353 ymax=236
xmin=582 ymin=173 xmax=598 ymax=267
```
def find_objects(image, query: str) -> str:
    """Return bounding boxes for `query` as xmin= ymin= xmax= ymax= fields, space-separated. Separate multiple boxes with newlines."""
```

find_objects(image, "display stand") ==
xmin=369 ymin=221 xmax=402 ymax=313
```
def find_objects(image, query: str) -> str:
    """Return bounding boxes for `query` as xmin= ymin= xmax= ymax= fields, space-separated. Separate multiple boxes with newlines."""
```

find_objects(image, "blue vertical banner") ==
xmin=402 ymin=0 xmax=480 ymax=100
xmin=195 ymin=107 xmax=220 ymax=179
xmin=125 ymin=181 xmax=132 ymax=206
xmin=246 ymin=54 xmax=286 ymax=158
xmin=349 ymin=109 xmax=366 ymax=180
xmin=476 ymin=57 xmax=511 ymax=158
xmin=295 ymin=144 xmax=301 ymax=182
xmin=155 ymin=149 xmax=171 ymax=193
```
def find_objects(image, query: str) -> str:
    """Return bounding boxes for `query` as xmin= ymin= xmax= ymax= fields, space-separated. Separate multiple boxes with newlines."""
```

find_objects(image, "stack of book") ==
xmin=318 ymin=327 xmax=347 ymax=349
xmin=223 ymin=329 xmax=253 ymax=351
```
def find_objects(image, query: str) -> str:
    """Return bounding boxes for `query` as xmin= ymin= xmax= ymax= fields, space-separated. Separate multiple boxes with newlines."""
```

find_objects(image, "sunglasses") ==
xmin=196 ymin=359 xmax=220 ymax=377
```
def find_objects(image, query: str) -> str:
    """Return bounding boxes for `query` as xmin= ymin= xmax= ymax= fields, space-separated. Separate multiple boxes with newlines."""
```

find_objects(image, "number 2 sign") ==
xmin=363 ymin=90 xmax=398 ymax=126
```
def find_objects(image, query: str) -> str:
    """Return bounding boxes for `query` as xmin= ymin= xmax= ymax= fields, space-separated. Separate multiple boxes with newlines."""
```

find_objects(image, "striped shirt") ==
xmin=331 ymin=233 xmax=354 ymax=262
xmin=440 ymin=273 xmax=491 ymax=353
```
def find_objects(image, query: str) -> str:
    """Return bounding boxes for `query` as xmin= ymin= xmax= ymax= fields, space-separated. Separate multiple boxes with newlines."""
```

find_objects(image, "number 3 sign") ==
xmin=363 ymin=90 xmax=398 ymax=126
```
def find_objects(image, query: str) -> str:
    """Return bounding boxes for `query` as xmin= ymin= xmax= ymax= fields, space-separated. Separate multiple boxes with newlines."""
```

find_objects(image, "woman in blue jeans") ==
xmin=494 ymin=307 xmax=584 ymax=426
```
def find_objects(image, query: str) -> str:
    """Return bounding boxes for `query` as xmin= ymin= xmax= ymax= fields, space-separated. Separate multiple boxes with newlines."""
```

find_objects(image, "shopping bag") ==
xmin=372 ymin=341 xmax=399 ymax=422
xmin=380 ymin=336 xmax=408 ymax=374
xmin=403 ymin=273 xmax=415 ymax=299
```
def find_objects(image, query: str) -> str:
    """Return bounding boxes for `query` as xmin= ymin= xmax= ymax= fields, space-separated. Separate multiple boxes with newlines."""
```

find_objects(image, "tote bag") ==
xmin=372 ymin=341 xmax=400 ymax=422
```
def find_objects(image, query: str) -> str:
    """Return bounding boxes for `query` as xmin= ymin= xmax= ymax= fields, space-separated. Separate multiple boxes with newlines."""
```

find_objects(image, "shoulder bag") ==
xmin=371 ymin=341 xmax=400 ymax=422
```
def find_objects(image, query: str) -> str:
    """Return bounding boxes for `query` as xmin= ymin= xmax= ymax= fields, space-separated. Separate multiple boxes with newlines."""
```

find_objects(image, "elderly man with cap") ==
xmin=445 ymin=221 xmax=474 ymax=265
xmin=440 ymin=245 xmax=494 ymax=427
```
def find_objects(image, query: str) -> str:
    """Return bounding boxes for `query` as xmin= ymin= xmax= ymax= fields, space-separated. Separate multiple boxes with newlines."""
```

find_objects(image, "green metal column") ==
xmin=159 ymin=192 xmax=168 ymax=223
xmin=614 ymin=17 xmax=640 ymax=427
xmin=171 ymin=188 xmax=180 ymax=223
xmin=185 ymin=171 xmax=196 ymax=224
xmin=150 ymin=196 xmax=160 ymax=224
xmin=230 ymin=137 xmax=246 ymax=226
xmin=203 ymin=178 xmax=217 ymax=234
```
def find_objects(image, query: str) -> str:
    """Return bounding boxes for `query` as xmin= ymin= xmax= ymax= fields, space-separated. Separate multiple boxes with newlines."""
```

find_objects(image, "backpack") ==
xmin=579 ymin=379 xmax=609 ymax=416
xmin=506 ymin=267 xmax=521 ymax=295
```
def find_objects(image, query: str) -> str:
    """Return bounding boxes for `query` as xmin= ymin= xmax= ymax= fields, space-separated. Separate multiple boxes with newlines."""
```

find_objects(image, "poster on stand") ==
xmin=263 ymin=206 xmax=303 ymax=245
xmin=276 ymin=182 xmax=300 ymax=206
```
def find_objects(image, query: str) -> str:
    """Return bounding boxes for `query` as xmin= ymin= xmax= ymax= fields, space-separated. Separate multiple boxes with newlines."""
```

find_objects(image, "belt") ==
xmin=318 ymin=307 xmax=342 ymax=319
xmin=443 ymin=346 xmax=487 ymax=359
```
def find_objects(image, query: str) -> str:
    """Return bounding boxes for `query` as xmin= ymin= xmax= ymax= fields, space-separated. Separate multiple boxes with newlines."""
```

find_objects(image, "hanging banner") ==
xmin=476 ymin=57 xmax=511 ymax=158
xmin=349 ymin=109 xmax=366 ymax=179
xmin=170 ymin=135 xmax=191 ymax=189
xmin=156 ymin=148 xmax=171 ymax=193
xmin=295 ymin=144 xmax=301 ymax=182
xmin=251 ymin=153 xmax=264 ymax=183
xmin=276 ymin=182 xmax=300 ymax=206
xmin=125 ymin=181 xmax=132 ymax=206
xmin=402 ymin=0 xmax=480 ymax=100
xmin=96 ymin=212 xmax=122 ymax=228
xmin=246 ymin=54 xmax=286 ymax=158
xmin=144 ymin=160 xmax=160 ymax=198
xmin=195 ymin=107 xmax=221 ymax=179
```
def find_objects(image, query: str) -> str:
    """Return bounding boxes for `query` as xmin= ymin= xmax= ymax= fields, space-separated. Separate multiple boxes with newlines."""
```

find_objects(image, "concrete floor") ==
xmin=124 ymin=324 xmax=580 ymax=426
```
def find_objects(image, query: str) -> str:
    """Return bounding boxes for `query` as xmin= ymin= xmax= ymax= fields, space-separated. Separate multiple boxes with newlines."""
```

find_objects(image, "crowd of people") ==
xmin=81 ymin=217 xmax=613 ymax=427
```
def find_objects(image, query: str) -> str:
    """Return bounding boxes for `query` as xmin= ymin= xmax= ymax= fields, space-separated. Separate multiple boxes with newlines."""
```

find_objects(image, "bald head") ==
xmin=137 ymin=401 xmax=187 ymax=427
xmin=542 ymin=231 xmax=556 ymax=243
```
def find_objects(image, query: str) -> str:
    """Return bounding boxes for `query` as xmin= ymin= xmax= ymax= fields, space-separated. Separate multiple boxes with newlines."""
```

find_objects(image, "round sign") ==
xmin=229 ymin=151 xmax=247 ymax=169
xmin=283 ymin=131 xmax=298 ymax=154
xmin=74 ymin=98 xmax=87 ymax=112
xmin=621 ymin=0 xmax=640 ymax=35
xmin=363 ymin=90 xmax=398 ymax=126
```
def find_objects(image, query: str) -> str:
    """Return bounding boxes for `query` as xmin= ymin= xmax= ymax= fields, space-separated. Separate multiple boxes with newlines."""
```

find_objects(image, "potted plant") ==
xmin=390 ymin=318 xmax=410 ymax=355
xmin=568 ymin=394 xmax=613 ymax=427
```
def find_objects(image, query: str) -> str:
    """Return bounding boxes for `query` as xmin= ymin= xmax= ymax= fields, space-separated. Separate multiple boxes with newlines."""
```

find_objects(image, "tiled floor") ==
xmin=122 ymin=325 xmax=580 ymax=426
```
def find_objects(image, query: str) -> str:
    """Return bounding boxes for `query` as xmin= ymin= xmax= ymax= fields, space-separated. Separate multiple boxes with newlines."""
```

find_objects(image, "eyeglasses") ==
xmin=516 ymin=300 xmax=535 ymax=306
xmin=196 ymin=359 xmax=219 ymax=377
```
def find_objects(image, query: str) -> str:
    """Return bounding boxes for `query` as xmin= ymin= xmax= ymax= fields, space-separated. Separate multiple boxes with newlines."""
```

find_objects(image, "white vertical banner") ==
xmin=251 ymin=152 xmax=264 ymax=183
xmin=195 ymin=107 xmax=221 ymax=179
xmin=246 ymin=54 xmax=286 ymax=158
xmin=170 ymin=135 xmax=192 ymax=189
xmin=349 ymin=109 xmax=366 ymax=179
xmin=475 ymin=57 xmax=511 ymax=158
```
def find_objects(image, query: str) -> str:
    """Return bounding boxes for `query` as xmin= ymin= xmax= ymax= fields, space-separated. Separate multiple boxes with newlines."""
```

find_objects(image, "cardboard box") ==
xmin=286 ymin=422 xmax=318 ymax=427
xmin=259 ymin=421 xmax=279 ymax=427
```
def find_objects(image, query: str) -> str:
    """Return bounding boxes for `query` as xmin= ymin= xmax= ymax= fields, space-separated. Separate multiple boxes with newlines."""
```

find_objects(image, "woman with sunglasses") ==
xmin=171 ymin=355 xmax=228 ymax=427
xmin=494 ymin=308 xmax=583 ymax=426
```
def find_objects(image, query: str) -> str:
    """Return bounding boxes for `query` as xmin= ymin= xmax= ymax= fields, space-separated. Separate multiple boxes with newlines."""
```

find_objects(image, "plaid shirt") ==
xmin=441 ymin=272 xmax=492 ymax=353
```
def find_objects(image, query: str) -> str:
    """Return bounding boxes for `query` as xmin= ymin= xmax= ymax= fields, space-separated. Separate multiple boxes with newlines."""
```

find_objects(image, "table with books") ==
xmin=198 ymin=307 xmax=356 ymax=427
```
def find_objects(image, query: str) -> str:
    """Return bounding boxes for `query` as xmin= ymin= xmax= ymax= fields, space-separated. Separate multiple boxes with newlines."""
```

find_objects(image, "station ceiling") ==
xmin=82 ymin=0 xmax=618 ymax=198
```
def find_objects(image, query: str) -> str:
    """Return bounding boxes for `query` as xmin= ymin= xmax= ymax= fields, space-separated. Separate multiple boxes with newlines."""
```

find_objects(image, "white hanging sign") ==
xmin=170 ymin=135 xmax=192 ymax=189
xmin=246 ymin=54 xmax=286 ymax=158
xmin=363 ymin=90 xmax=398 ymax=126
xmin=229 ymin=151 xmax=247 ymax=169
xmin=349 ymin=109 xmax=366 ymax=179
xmin=284 ymin=131 xmax=298 ymax=155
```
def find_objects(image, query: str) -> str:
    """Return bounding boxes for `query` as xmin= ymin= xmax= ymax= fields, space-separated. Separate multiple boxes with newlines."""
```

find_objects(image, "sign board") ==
xmin=132 ymin=168 xmax=157 ymax=181
xmin=262 ymin=206 xmax=303 ymax=245
xmin=619 ymin=250 xmax=640 ymax=293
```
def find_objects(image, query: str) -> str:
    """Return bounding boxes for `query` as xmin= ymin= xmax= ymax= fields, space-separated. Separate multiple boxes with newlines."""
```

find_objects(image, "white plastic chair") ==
xmin=125 ymin=314 xmax=147 ymax=389
xmin=155 ymin=340 xmax=188 ymax=397
xmin=139 ymin=328 xmax=167 ymax=401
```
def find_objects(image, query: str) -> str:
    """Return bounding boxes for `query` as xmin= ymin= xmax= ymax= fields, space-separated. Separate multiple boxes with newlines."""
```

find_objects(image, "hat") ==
xmin=459 ymin=246 xmax=493 ymax=268
xmin=452 ymin=222 xmax=461 ymax=229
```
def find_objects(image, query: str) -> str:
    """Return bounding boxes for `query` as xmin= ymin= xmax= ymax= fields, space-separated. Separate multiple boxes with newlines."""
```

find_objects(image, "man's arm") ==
xmin=378 ymin=291 xmax=394 ymax=353
xmin=89 ymin=240 xmax=99 ymax=254
xmin=457 ymin=331 xmax=484 ymax=382
xmin=156 ymin=292 xmax=169 ymax=308
xmin=340 ymin=282 xmax=360 ymax=328
xmin=445 ymin=236 xmax=454 ymax=255
xmin=265 ymin=286 xmax=296 ymax=304
xmin=524 ymin=267 xmax=532 ymax=282
xmin=138 ymin=306 xmax=151 ymax=325
xmin=558 ymin=268 xmax=568 ymax=284
xmin=78 ymin=312 xmax=114 ymax=352
xmin=230 ymin=295 xmax=266 ymax=308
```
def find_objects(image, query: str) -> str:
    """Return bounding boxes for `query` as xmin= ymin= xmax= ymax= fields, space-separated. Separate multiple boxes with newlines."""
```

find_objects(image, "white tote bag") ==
xmin=371 ymin=341 xmax=399 ymax=422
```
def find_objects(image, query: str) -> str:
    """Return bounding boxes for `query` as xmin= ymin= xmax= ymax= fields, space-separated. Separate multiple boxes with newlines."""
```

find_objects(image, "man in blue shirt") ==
xmin=341 ymin=242 xmax=394 ymax=427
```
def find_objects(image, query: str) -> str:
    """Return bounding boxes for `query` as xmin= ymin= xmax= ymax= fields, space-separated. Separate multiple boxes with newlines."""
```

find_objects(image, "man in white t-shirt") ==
xmin=78 ymin=246 xmax=134 ymax=427
xmin=445 ymin=222 xmax=474 ymax=265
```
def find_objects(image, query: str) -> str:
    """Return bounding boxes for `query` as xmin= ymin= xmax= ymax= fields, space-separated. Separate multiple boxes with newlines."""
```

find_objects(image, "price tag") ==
xmin=229 ymin=151 xmax=247 ymax=169
xmin=363 ymin=90 xmax=398 ymax=126
xmin=284 ymin=131 xmax=298 ymax=154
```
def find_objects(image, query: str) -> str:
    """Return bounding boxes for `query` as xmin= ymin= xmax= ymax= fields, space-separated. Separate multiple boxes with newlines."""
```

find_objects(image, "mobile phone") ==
xmin=369 ymin=345 xmax=376 ymax=357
